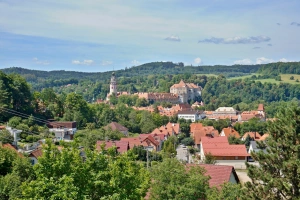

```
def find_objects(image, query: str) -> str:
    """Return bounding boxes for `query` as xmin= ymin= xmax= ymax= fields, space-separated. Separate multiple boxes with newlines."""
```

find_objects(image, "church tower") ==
xmin=109 ymin=72 xmax=117 ymax=95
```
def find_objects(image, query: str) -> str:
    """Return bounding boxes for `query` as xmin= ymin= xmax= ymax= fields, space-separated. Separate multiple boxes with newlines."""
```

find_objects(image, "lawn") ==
xmin=280 ymin=74 xmax=300 ymax=84
xmin=228 ymin=73 xmax=257 ymax=80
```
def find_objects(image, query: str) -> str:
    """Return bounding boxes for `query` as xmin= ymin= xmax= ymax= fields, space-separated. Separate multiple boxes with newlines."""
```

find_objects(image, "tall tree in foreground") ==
xmin=245 ymin=105 xmax=300 ymax=199
xmin=150 ymin=158 xmax=209 ymax=200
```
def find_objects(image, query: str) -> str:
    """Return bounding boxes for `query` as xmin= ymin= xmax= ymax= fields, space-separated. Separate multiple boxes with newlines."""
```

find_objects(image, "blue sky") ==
xmin=0 ymin=0 xmax=299 ymax=72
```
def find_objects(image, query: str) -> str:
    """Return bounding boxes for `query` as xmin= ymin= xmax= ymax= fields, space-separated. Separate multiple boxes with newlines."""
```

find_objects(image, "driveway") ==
xmin=176 ymin=146 xmax=189 ymax=163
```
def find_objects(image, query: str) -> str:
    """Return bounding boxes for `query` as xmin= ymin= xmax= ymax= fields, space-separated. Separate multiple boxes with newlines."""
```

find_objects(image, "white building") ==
xmin=178 ymin=110 xmax=205 ymax=122
xmin=6 ymin=126 xmax=22 ymax=146
xmin=47 ymin=121 xmax=77 ymax=141
xmin=170 ymin=80 xmax=202 ymax=103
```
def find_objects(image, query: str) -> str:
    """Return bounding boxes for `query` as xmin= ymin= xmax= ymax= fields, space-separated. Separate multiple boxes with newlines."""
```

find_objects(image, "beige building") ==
xmin=170 ymin=80 xmax=202 ymax=103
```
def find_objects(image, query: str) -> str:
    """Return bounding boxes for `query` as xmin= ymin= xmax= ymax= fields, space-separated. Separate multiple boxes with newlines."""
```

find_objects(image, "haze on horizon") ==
xmin=0 ymin=0 xmax=299 ymax=72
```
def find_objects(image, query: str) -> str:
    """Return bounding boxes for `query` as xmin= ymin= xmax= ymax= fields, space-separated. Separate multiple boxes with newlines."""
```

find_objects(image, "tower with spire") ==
xmin=110 ymin=72 xmax=117 ymax=95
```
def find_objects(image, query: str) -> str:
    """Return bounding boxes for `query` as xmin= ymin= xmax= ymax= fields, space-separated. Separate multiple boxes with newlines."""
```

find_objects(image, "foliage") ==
xmin=203 ymin=152 xmax=217 ymax=165
xmin=21 ymin=140 xmax=150 ymax=199
xmin=0 ymin=129 xmax=14 ymax=144
xmin=150 ymin=158 xmax=209 ymax=200
xmin=181 ymin=137 xmax=195 ymax=146
xmin=245 ymin=105 xmax=300 ymax=199
xmin=131 ymin=146 xmax=162 ymax=162
xmin=162 ymin=136 xmax=177 ymax=157
xmin=207 ymin=182 xmax=243 ymax=200
xmin=228 ymin=135 xmax=243 ymax=145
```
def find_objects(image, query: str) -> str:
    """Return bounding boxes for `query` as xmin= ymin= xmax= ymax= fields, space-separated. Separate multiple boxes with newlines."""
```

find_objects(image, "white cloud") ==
xmin=165 ymin=35 xmax=181 ymax=42
xmin=32 ymin=57 xmax=49 ymax=65
xmin=194 ymin=57 xmax=202 ymax=65
xmin=279 ymin=58 xmax=294 ymax=63
xmin=131 ymin=60 xmax=140 ymax=66
xmin=256 ymin=57 xmax=274 ymax=64
xmin=234 ymin=59 xmax=252 ymax=65
xmin=199 ymin=36 xmax=271 ymax=44
xmin=72 ymin=59 xmax=94 ymax=65
xmin=101 ymin=61 xmax=113 ymax=66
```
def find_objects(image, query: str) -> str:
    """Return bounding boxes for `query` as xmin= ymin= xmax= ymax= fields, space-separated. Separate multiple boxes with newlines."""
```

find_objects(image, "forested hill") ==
xmin=1 ymin=61 xmax=261 ymax=82
xmin=257 ymin=62 xmax=300 ymax=75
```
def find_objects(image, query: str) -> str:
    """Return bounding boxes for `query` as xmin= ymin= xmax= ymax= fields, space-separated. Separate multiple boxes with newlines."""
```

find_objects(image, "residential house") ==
xmin=220 ymin=127 xmax=241 ymax=138
xmin=190 ymin=123 xmax=219 ymax=149
xmin=191 ymin=101 xmax=204 ymax=109
xmin=29 ymin=148 xmax=43 ymax=165
xmin=6 ymin=126 xmax=22 ymax=147
xmin=200 ymin=136 xmax=249 ymax=169
xmin=170 ymin=80 xmax=202 ymax=103
xmin=136 ymin=92 xmax=179 ymax=104
xmin=120 ymin=134 xmax=159 ymax=151
xmin=241 ymin=132 xmax=262 ymax=141
xmin=47 ymin=121 xmax=77 ymax=140
xmin=186 ymin=164 xmax=240 ymax=188
xmin=1 ymin=143 xmax=23 ymax=157
xmin=178 ymin=110 xmax=205 ymax=122
xmin=104 ymin=122 xmax=129 ymax=136
xmin=156 ymin=122 xmax=180 ymax=136
xmin=238 ymin=104 xmax=266 ymax=122
xmin=248 ymin=141 xmax=267 ymax=154
xmin=96 ymin=140 xmax=130 ymax=154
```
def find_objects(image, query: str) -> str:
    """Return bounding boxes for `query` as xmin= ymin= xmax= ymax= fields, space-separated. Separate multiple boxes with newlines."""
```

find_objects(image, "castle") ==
xmin=169 ymin=80 xmax=202 ymax=103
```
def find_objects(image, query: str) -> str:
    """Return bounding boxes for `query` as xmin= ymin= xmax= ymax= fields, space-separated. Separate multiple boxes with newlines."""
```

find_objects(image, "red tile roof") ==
xmin=201 ymin=137 xmax=249 ymax=157
xmin=104 ymin=122 xmax=128 ymax=132
xmin=221 ymin=127 xmax=240 ymax=138
xmin=190 ymin=123 xmax=219 ymax=145
xmin=96 ymin=140 xmax=129 ymax=153
xmin=29 ymin=148 xmax=43 ymax=159
xmin=186 ymin=164 xmax=239 ymax=187
xmin=258 ymin=133 xmax=269 ymax=141
xmin=257 ymin=104 xmax=264 ymax=111
xmin=120 ymin=137 xmax=149 ymax=149
xmin=242 ymin=132 xmax=262 ymax=140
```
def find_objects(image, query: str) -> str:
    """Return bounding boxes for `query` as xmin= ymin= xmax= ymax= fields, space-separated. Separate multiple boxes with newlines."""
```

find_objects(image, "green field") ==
xmin=228 ymin=73 xmax=300 ymax=85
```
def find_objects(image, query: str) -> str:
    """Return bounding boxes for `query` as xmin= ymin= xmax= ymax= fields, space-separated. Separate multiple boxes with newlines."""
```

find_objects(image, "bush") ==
xmin=181 ymin=137 xmax=195 ymax=146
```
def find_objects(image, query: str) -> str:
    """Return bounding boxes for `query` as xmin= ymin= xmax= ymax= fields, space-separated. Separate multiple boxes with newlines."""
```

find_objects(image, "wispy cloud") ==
xmin=234 ymin=59 xmax=252 ymax=65
xmin=291 ymin=22 xmax=300 ymax=26
xmin=165 ymin=35 xmax=181 ymax=42
xmin=279 ymin=58 xmax=294 ymax=62
xmin=256 ymin=57 xmax=273 ymax=64
xmin=101 ymin=61 xmax=113 ymax=66
xmin=131 ymin=60 xmax=140 ymax=66
xmin=253 ymin=47 xmax=261 ymax=49
xmin=267 ymin=44 xmax=272 ymax=46
xmin=72 ymin=59 xmax=94 ymax=65
xmin=198 ymin=36 xmax=271 ymax=44
xmin=33 ymin=57 xmax=49 ymax=65
xmin=194 ymin=57 xmax=202 ymax=65
xmin=276 ymin=23 xmax=281 ymax=26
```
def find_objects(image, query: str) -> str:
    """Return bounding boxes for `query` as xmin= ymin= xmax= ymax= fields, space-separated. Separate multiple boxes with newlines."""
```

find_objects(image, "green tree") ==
xmin=207 ymin=182 xmax=243 ymax=200
xmin=203 ymin=152 xmax=217 ymax=164
xmin=150 ymin=158 xmax=209 ymax=200
xmin=181 ymin=137 xmax=195 ymax=146
xmin=162 ymin=136 xmax=177 ymax=157
xmin=245 ymin=105 xmax=300 ymax=199
xmin=0 ymin=129 xmax=14 ymax=144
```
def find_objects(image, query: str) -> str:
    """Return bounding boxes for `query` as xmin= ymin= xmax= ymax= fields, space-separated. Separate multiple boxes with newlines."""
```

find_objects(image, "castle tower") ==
xmin=109 ymin=72 xmax=117 ymax=95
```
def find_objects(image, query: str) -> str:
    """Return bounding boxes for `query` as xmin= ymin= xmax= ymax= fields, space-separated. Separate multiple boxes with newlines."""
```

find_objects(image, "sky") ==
xmin=0 ymin=0 xmax=299 ymax=72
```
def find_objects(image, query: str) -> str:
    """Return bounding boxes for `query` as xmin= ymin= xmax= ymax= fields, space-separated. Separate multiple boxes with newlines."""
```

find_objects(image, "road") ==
xmin=176 ymin=145 xmax=189 ymax=163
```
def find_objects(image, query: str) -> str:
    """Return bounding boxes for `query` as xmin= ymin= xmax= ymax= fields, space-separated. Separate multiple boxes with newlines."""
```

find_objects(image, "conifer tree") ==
xmin=244 ymin=105 xmax=300 ymax=199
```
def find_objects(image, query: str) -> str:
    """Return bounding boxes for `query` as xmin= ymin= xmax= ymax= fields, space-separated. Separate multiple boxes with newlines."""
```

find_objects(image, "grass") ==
xmin=228 ymin=73 xmax=257 ymax=80
xmin=279 ymin=74 xmax=300 ymax=84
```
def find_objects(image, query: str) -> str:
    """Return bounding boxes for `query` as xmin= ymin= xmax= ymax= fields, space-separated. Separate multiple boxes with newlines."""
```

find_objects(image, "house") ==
xmin=191 ymin=101 xmax=204 ymax=109
xmin=156 ymin=122 xmax=180 ymax=136
xmin=238 ymin=104 xmax=266 ymax=122
xmin=241 ymin=132 xmax=262 ymax=141
xmin=170 ymin=80 xmax=202 ymax=103
xmin=96 ymin=140 xmax=130 ymax=154
xmin=29 ymin=148 xmax=43 ymax=165
xmin=190 ymin=123 xmax=219 ymax=149
xmin=136 ymin=92 xmax=179 ymax=104
xmin=220 ymin=127 xmax=240 ymax=138
xmin=200 ymin=136 xmax=249 ymax=169
xmin=120 ymin=134 xmax=159 ymax=151
xmin=248 ymin=141 xmax=267 ymax=154
xmin=178 ymin=110 xmax=205 ymax=122
xmin=104 ymin=122 xmax=129 ymax=136
xmin=1 ymin=143 xmax=23 ymax=157
xmin=47 ymin=121 xmax=77 ymax=140
xmin=6 ymin=126 xmax=22 ymax=147
xmin=186 ymin=164 xmax=240 ymax=188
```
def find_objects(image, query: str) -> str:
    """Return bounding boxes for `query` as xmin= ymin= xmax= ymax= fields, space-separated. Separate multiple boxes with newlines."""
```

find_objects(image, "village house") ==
xmin=220 ymin=127 xmax=241 ymax=138
xmin=190 ymin=123 xmax=219 ymax=149
xmin=248 ymin=141 xmax=268 ymax=154
xmin=178 ymin=110 xmax=205 ymax=122
xmin=136 ymin=92 xmax=179 ymax=104
xmin=186 ymin=164 xmax=240 ymax=188
xmin=104 ymin=122 xmax=129 ymax=136
xmin=238 ymin=104 xmax=266 ymax=122
xmin=241 ymin=132 xmax=262 ymax=141
xmin=170 ymin=80 xmax=202 ymax=103
xmin=205 ymin=107 xmax=238 ymax=121
xmin=96 ymin=140 xmax=130 ymax=154
xmin=29 ymin=148 xmax=43 ymax=165
xmin=200 ymin=136 xmax=249 ymax=169
xmin=120 ymin=134 xmax=159 ymax=151
xmin=191 ymin=101 xmax=204 ymax=109
xmin=47 ymin=121 xmax=77 ymax=141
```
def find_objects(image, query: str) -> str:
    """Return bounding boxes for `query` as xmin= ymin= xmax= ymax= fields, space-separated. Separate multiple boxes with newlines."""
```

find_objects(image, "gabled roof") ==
xmin=186 ymin=164 xmax=239 ymax=188
xmin=29 ymin=148 xmax=43 ymax=159
xmin=257 ymin=104 xmax=264 ymax=111
xmin=104 ymin=122 xmax=128 ymax=132
xmin=96 ymin=140 xmax=129 ymax=153
xmin=191 ymin=124 xmax=219 ymax=145
xmin=258 ymin=133 xmax=269 ymax=141
xmin=221 ymin=127 xmax=240 ymax=138
xmin=120 ymin=137 xmax=148 ymax=149
xmin=139 ymin=134 xmax=159 ymax=146
xmin=201 ymin=137 xmax=249 ymax=157
xmin=242 ymin=132 xmax=262 ymax=140
xmin=2 ymin=143 xmax=24 ymax=157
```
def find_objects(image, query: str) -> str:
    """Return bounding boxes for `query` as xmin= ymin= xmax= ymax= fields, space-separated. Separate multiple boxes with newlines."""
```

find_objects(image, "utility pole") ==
xmin=146 ymin=147 xmax=149 ymax=169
